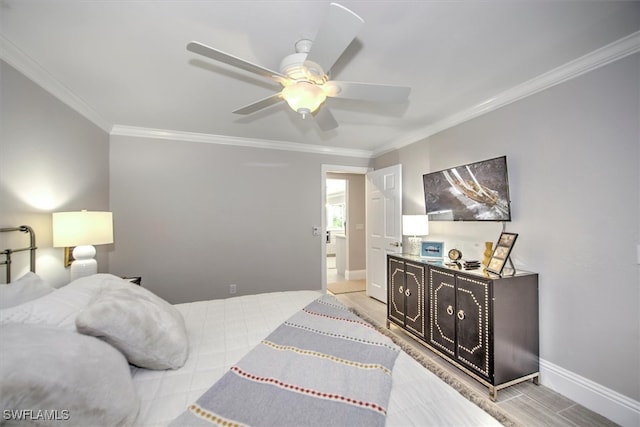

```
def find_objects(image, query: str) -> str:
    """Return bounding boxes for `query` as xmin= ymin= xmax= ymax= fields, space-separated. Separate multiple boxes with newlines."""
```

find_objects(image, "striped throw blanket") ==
xmin=171 ymin=295 xmax=400 ymax=427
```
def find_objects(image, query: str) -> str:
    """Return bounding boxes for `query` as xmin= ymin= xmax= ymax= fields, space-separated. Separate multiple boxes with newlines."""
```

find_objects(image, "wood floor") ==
xmin=332 ymin=290 xmax=618 ymax=427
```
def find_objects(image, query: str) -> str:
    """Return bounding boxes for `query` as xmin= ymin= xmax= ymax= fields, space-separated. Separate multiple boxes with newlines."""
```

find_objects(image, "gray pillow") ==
xmin=0 ymin=272 xmax=54 ymax=309
xmin=0 ymin=323 xmax=139 ymax=426
xmin=76 ymin=284 xmax=189 ymax=370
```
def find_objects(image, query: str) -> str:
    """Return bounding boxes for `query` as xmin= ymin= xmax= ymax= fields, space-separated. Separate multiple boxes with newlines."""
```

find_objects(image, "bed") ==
xmin=1 ymin=226 xmax=503 ymax=426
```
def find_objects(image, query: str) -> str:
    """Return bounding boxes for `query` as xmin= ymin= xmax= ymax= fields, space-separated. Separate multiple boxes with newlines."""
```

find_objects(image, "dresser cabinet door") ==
xmin=404 ymin=261 xmax=425 ymax=337
xmin=456 ymin=275 xmax=491 ymax=379
xmin=387 ymin=257 xmax=406 ymax=326
xmin=428 ymin=268 xmax=456 ymax=357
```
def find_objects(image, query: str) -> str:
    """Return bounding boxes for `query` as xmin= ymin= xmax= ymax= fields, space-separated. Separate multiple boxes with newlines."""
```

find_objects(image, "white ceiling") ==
xmin=2 ymin=1 xmax=639 ymax=157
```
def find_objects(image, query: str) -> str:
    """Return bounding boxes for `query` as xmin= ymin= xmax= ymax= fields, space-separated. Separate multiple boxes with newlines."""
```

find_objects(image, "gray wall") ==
xmin=346 ymin=174 xmax=366 ymax=274
xmin=108 ymin=134 xmax=370 ymax=303
xmin=0 ymin=61 xmax=110 ymax=286
xmin=375 ymin=54 xmax=640 ymax=402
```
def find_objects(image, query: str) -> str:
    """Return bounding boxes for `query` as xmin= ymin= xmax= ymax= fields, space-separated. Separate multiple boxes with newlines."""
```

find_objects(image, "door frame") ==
xmin=320 ymin=164 xmax=371 ymax=292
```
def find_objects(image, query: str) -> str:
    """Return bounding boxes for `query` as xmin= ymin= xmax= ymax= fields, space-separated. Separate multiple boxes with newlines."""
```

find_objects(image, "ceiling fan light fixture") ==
xmin=282 ymin=81 xmax=327 ymax=116
xmin=187 ymin=3 xmax=409 ymax=131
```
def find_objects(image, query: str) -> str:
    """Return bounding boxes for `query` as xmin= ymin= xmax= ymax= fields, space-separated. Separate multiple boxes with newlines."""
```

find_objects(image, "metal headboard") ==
xmin=0 ymin=225 xmax=37 ymax=283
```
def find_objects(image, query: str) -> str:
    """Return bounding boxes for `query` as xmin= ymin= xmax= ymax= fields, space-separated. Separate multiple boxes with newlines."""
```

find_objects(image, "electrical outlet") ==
xmin=229 ymin=284 xmax=237 ymax=294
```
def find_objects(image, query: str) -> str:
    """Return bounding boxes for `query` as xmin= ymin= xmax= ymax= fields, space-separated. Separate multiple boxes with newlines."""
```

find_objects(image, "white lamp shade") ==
xmin=402 ymin=215 xmax=429 ymax=236
xmin=52 ymin=211 xmax=113 ymax=247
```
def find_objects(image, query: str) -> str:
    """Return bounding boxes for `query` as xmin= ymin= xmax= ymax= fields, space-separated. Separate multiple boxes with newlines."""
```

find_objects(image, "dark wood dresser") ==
xmin=387 ymin=254 xmax=539 ymax=400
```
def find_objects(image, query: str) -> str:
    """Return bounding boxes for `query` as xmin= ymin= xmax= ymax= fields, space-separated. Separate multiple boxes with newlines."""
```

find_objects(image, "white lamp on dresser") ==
xmin=402 ymin=215 xmax=429 ymax=256
xmin=52 ymin=210 xmax=113 ymax=281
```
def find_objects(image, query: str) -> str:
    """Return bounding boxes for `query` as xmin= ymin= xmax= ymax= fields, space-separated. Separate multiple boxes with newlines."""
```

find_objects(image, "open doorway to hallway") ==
xmin=326 ymin=177 xmax=345 ymax=284
xmin=323 ymin=168 xmax=367 ymax=295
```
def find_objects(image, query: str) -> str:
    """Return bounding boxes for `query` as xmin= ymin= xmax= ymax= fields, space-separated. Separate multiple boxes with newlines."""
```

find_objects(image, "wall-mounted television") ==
xmin=423 ymin=156 xmax=511 ymax=221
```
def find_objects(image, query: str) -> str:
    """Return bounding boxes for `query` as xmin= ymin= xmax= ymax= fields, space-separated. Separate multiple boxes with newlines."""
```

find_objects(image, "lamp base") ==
xmin=70 ymin=245 xmax=97 ymax=281
xmin=408 ymin=236 xmax=422 ymax=256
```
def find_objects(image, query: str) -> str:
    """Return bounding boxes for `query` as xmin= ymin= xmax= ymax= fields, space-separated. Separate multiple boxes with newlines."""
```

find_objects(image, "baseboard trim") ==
xmin=540 ymin=359 xmax=640 ymax=426
xmin=344 ymin=269 xmax=366 ymax=281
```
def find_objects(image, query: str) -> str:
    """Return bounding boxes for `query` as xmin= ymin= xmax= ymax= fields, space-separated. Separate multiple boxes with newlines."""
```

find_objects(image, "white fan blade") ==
xmin=324 ymin=80 xmax=411 ymax=103
xmin=232 ymin=93 xmax=284 ymax=115
xmin=314 ymin=107 xmax=339 ymax=131
xmin=187 ymin=41 xmax=289 ymax=84
xmin=305 ymin=3 xmax=364 ymax=73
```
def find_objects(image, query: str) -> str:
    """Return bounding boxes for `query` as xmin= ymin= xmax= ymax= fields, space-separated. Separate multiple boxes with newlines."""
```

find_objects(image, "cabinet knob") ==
xmin=405 ymin=289 xmax=411 ymax=297
xmin=398 ymin=286 xmax=404 ymax=294
xmin=446 ymin=305 xmax=454 ymax=316
xmin=390 ymin=241 xmax=402 ymax=247
xmin=457 ymin=309 xmax=465 ymax=320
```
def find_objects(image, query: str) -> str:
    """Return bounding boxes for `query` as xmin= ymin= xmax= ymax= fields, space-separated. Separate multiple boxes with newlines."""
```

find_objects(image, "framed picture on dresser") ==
xmin=421 ymin=241 xmax=444 ymax=258
xmin=486 ymin=232 xmax=518 ymax=275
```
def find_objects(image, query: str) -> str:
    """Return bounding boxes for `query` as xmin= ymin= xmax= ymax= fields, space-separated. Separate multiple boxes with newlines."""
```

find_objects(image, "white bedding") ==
xmin=131 ymin=290 xmax=501 ymax=427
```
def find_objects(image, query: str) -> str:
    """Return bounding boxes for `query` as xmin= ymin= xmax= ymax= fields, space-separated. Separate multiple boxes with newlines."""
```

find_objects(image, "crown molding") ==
xmin=0 ymin=35 xmax=112 ymax=133
xmin=4 ymin=29 xmax=637 ymax=159
xmin=374 ymin=30 xmax=640 ymax=157
xmin=1 ymin=33 xmax=371 ymax=158
xmin=110 ymin=125 xmax=373 ymax=159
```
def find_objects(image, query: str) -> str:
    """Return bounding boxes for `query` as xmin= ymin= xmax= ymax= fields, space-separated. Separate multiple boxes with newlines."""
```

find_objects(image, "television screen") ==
xmin=423 ymin=156 xmax=511 ymax=221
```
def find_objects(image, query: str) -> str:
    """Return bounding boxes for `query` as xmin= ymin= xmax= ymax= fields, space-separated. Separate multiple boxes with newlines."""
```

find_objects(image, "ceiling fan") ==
xmin=187 ymin=2 xmax=410 ymax=131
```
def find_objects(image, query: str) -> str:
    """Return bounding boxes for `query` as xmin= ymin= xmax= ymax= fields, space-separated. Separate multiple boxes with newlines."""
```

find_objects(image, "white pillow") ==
xmin=0 ymin=323 xmax=140 ymax=426
xmin=76 ymin=284 xmax=189 ymax=370
xmin=0 ymin=274 xmax=132 ymax=330
xmin=0 ymin=272 xmax=54 ymax=309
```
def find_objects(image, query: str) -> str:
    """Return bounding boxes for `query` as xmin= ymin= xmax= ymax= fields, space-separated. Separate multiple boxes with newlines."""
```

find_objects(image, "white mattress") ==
xmin=131 ymin=290 xmax=500 ymax=426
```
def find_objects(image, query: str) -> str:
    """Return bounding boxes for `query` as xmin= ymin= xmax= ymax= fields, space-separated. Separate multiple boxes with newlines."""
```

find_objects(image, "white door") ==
xmin=366 ymin=164 xmax=402 ymax=303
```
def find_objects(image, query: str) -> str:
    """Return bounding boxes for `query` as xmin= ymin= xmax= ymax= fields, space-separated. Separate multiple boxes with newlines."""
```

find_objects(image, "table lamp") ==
xmin=402 ymin=215 xmax=429 ymax=256
xmin=53 ymin=210 xmax=113 ymax=281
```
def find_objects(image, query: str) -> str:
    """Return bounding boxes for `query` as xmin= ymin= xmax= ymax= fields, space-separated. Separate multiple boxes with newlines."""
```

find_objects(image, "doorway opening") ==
xmin=321 ymin=165 xmax=370 ymax=294
xmin=325 ymin=178 xmax=346 ymax=283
